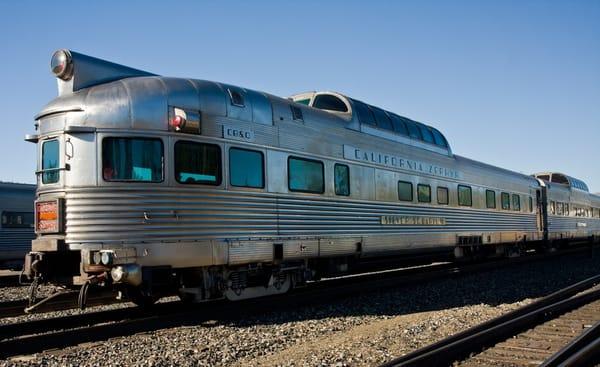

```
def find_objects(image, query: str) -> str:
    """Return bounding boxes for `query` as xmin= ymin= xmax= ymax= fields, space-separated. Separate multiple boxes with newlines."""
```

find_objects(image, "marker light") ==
xmin=50 ymin=49 xmax=74 ymax=81
xmin=170 ymin=115 xmax=186 ymax=131
xmin=36 ymin=200 xmax=61 ymax=233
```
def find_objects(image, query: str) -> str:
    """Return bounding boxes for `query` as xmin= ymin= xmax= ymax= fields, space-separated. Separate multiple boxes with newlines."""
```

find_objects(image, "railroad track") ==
xmin=1 ymin=244 xmax=594 ymax=320
xmin=380 ymin=274 xmax=600 ymax=367
xmin=1 ymin=245 xmax=598 ymax=359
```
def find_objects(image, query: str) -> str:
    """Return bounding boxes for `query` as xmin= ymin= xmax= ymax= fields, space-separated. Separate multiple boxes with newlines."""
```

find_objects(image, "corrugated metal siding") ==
xmin=548 ymin=215 xmax=600 ymax=233
xmin=62 ymin=187 xmax=538 ymax=245
xmin=0 ymin=229 xmax=35 ymax=260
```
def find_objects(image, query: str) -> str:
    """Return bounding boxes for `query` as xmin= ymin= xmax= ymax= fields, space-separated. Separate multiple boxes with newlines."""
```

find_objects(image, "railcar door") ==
xmin=537 ymin=188 xmax=548 ymax=241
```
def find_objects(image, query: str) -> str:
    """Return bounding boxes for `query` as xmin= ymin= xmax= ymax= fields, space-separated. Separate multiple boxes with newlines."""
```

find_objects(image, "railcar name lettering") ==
xmin=222 ymin=125 xmax=255 ymax=142
xmin=343 ymin=145 xmax=461 ymax=179
xmin=381 ymin=216 xmax=447 ymax=226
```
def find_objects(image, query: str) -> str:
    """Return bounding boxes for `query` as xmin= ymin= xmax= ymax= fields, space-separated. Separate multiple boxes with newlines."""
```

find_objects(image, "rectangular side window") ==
xmin=564 ymin=203 xmax=569 ymax=216
xmin=501 ymin=192 xmax=511 ymax=210
xmin=529 ymin=197 xmax=534 ymax=213
xmin=174 ymin=141 xmax=221 ymax=185
xmin=512 ymin=194 xmax=521 ymax=211
xmin=103 ymin=138 xmax=164 ymax=182
xmin=458 ymin=185 xmax=472 ymax=206
xmin=437 ymin=187 xmax=449 ymax=205
xmin=417 ymin=184 xmax=431 ymax=203
xmin=42 ymin=139 xmax=60 ymax=184
xmin=334 ymin=164 xmax=350 ymax=196
xmin=229 ymin=148 xmax=264 ymax=188
xmin=486 ymin=190 xmax=496 ymax=209
xmin=1 ymin=211 xmax=34 ymax=228
xmin=288 ymin=157 xmax=324 ymax=193
xmin=398 ymin=181 xmax=413 ymax=202
xmin=557 ymin=202 xmax=564 ymax=216
xmin=549 ymin=201 xmax=555 ymax=215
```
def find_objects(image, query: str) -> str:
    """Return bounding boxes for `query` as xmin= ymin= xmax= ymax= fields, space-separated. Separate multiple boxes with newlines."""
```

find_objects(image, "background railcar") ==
xmin=21 ymin=50 xmax=597 ymax=306
xmin=534 ymin=172 xmax=600 ymax=242
xmin=0 ymin=182 xmax=35 ymax=269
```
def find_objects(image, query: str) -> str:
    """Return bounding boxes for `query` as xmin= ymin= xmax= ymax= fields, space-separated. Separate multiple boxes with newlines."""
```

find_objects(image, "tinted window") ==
xmin=398 ymin=181 xmax=413 ymax=202
xmin=557 ymin=202 xmax=564 ymax=216
xmin=228 ymin=89 xmax=244 ymax=107
xmin=295 ymin=98 xmax=310 ymax=105
xmin=1 ymin=211 xmax=34 ymax=228
xmin=431 ymin=129 xmax=448 ymax=148
xmin=419 ymin=125 xmax=435 ymax=144
xmin=229 ymin=148 xmax=264 ymax=188
xmin=528 ymin=197 xmax=533 ymax=213
xmin=512 ymin=194 xmax=521 ymax=211
xmin=551 ymin=174 xmax=569 ymax=184
xmin=389 ymin=114 xmax=409 ymax=136
xmin=174 ymin=141 xmax=221 ymax=185
xmin=291 ymin=106 xmax=303 ymax=121
xmin=42 ymin=139 xmax=60 ymax=184
xmin=486 ymin=190 xmax=496 ymax=209
xmin=404 ymin=119 xmax=422 ymax=140
xmin=353 ymin=100 xmax=376 ymax=126
xmin=313 ymin=95 xmax=348 ymax=112
xmin=334 ymin=164 xmax=350 ymax=196
xmin=458 ymin=185 xmax=472 ymax=206
xmin=371 ymin=107 xmax=393 ymax=130
xmin=437 ymin=187 xmax=449 ymax=205
xmin=501 ymin=192 xmax=510 ymax=210
xmin=417 ymin=184 xmax=431 ymax=203
xmin=288 ymin=157 xmax=324 ymax=193
xmin=103 ymin=138 xmax=163 ymax=182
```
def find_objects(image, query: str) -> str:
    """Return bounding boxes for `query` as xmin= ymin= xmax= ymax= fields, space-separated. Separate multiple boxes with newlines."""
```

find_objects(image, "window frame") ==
xmin=501 ymin=192 xmax=511 ymax=210
xmin=417 ymin=184 xmax=432 ymax=203
xmin=228 ymin=89 xmax=245 ymax=107
xmin=334 ymin=163 xmax=350 ymax=197
xmin=458 ymin=185 xmax=472 ymax=207
xmin=229 ymin=147 xmax=265 ymax=189
xmin=174 ymin=140 xmax=222 ymax=186
xmin=287 ymin=156 xmax=325 ymax=194
xmin=41 ymin=138 xmax=61 ymax=185
xmin=437 ymin=186 xmax=449 ymax=205
xmin=398 ymin=181 xmax=414 ymax=202
xmin=313 ymin=94 xmax=348 ymax=113
xmin=529 ymin=196 xmax=534 ymax=213
xmin=486 ymin=190 xmax=496 ymax=209
xmin=512 ymin=194 xmax=521 ymax=211
xmin=102 ymin=137 xmax=165 ymax=183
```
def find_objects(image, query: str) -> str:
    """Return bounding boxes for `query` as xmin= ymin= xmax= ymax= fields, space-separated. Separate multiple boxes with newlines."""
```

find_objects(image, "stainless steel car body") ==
xmin=23 ymin=50 xmax=600 ymax=301
xmin=534 ymin=173 xmax=600 ymax=241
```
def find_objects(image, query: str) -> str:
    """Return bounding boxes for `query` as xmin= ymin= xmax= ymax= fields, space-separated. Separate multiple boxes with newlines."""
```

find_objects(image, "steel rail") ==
xmin=0 ymin=244 xmax=595 ymax=320
xmin=380 ymin=274 xmax=600 ymax=367
xmin=540 ymin=318 xmax=600 ymax=367
xmin=0 ymin=252 xmax=579 ymax=359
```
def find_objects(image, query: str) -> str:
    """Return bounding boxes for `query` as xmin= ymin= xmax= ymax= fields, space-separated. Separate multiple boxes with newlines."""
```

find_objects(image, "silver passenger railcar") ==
xmin=534 ymin=173 xmax=600 ymax=242
xmin=22 ymin=50 xmax=599 ymax=306
xmin=0 ymin=182 xmax=35 ymax=269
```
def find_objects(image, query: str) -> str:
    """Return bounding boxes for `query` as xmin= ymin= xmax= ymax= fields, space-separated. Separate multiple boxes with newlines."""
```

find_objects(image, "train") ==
xmin=0 ymin=182 xmax=35 ymax=269
xmin=22 ymin=50 xmax=600 ymax=308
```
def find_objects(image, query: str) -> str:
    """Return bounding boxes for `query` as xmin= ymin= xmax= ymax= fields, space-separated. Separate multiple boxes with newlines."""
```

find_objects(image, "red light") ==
xmin=170 ymin=115 xmax=185 ymax=130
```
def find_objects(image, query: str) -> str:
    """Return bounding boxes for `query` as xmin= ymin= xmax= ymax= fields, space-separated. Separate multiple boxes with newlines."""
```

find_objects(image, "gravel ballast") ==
xmin=2 ymin=252 xmax=600 ymax=367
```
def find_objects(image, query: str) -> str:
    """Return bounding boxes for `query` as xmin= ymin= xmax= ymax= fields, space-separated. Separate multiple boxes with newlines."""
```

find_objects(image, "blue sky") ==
xmin=1 ymin=1 xmax=599 ymax=191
